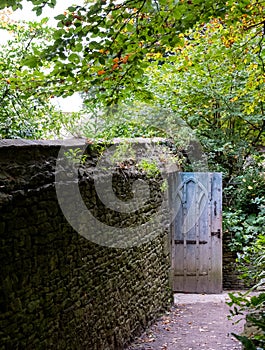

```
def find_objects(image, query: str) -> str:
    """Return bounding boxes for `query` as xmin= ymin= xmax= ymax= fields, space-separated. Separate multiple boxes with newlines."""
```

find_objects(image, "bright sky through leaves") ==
xmin=12 ymin=0 xmax=84 ymax=24
xmin=0 ymin=0 xmax=84 ymax=112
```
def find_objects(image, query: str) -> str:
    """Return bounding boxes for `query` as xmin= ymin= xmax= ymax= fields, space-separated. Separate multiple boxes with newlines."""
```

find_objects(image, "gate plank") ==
xmin=209 ymin=172 xmax=222 ymax=293
xmin=170 ymin=172 xmax=222 ymax=293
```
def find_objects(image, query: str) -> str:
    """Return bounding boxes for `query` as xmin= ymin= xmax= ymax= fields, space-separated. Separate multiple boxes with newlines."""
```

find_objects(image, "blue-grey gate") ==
xmin=169 ymin=172 xmax=222 ymax=294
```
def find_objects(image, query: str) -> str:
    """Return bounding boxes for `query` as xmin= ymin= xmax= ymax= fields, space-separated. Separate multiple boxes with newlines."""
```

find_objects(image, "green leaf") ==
xmin=53 ymin=29 xmax=65 ymax=39
xmin=68 ymin=6 xmax=77 ymax=12
xmin=231 ymin=334 xmax=257 ymax=350
xmin=21 ymin=55 xmax=39 ymax=68
xmin=98 ymin=56 xmax=105 ymax=65
xmin=54 ymin=14 xmax=66 ymax=21
xmin=68 ymin=53 xmax=80 ymax=64
xmin=35 ymin=7 xmax=42 ymax=16
xmin=89 ymin=41 xmax=102 ymax=50
xmin=73 ymin=43 xmax=83 ymax=52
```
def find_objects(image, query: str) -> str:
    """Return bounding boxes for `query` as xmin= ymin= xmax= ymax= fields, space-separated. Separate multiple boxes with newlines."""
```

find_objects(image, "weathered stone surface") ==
xmin=0 ymin=139 xmax=244 ymax=348
xmin=0 ymin=140 xmax=173 ymax=350
xmin=223 ymin=232 xmax=250 ymax=290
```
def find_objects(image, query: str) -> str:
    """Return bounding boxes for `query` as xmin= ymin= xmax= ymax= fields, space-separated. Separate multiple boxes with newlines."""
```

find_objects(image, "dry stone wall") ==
xmin=0 ymin=138 xmax=246 ymax=349
xmin=222 ymin=232 xmax=250 ymax=290
xmin=0 ymin=139 xmax=172 ymax=350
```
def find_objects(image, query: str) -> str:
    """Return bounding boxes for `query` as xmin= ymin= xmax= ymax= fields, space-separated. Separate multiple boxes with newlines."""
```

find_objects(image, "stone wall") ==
xmin=0 ymin=138 xmax=247 ymax=349
xmin=223 ymin=232 xmax=247 ymax=290
xmin=0 ymin=139 xmax=172 ymax=350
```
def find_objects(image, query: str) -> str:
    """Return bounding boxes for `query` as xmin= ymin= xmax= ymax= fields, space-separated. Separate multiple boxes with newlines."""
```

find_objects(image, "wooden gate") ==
xmin=169 ymin=172 xmax=222 ymax=293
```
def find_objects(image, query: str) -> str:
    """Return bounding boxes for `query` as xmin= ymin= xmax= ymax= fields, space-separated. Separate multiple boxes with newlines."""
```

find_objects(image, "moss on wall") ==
xmin=0 ymin=139 xmax=173 ymax=350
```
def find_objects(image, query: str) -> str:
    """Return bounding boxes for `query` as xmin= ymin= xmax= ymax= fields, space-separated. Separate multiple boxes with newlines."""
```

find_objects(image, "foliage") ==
xmin=234 ymin=210 xmax=265 ymax=283
xmin=94 ymin=120 xmax=160 ymax=139
xmin=138 ymin=158 xmax=160 ymax=178
xmin=64 ymin=147 xmax=88 ymax=165
xmin=224 ymin=156 xmax=265 ymax=211
xmin=1 ymin=1 xmax=264 ymax=142
xmin=80 ymin=102 xmax=170 ymax=139
xmin=2 ymin=1 xmax=263 ymax=107
xmin=0 ymin=0 xmax=57 ymax=15
xmin=139 ymin=17 xmax=265 ymax=177
xmin=226 ymin=158 xmax=265 ymax=349
xmin=223 ymin=199 xmax=265 ymax=275
xmin=223 ymin=156 xmax=265 ymax=254
xmin=223 ymin=198 xmax=265 ymax=274
xmin=228 ymin=290 xmax=265 ymax=349
xmin=33 ymin=0 xmax=235 ymax=102
xmin=0 ymin=16 xmax=66 ymax=138
xmin=110 ymin=140 xmax=136 ymax=165
xmin=239 ymin=232 xmax=265 ymax=284
xmin=107 ymin=137 xmax=178 ymax=179
xmin=0 ymin=2 xmax=265 ymax=348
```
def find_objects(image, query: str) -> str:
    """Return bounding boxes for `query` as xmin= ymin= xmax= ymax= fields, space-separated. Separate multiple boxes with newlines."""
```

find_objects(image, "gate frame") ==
xmin=168 ymin=172 xmax=222 ymax=294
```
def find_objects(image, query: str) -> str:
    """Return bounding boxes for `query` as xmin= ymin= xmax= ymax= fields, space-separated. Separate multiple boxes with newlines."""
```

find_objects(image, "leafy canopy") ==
xmin=138 ymin=15 xmax=265 ymax=175
xmin=1 ymin=0 xmax=261 ymax=105
xmin=1 ymin=0 xmax=265 ymax=142
xmin=0 ymin=14 xmax=67 ymax=138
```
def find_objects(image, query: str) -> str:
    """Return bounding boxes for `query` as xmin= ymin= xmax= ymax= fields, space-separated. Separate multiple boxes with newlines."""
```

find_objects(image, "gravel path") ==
xmin=126 ymin=293 xmax=244 ymax=350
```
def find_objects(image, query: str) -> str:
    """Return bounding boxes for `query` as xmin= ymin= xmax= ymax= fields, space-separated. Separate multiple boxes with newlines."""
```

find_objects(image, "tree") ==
xmin=2 ymin=0 xmax=262 ymax=105
xmin=1 ymin=0 xmax=264 ymax=141
xmin=0 ymin=15 xmax=66 ymax=138
xmin=0 ymin=0 xmax=57 ymax=14
xmin=136 ymin=17 xmax=265 ymax=176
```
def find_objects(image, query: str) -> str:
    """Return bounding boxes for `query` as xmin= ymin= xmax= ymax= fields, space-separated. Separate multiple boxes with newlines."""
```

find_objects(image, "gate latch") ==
xmin=211 ymin=229 xmax=221 ymax=239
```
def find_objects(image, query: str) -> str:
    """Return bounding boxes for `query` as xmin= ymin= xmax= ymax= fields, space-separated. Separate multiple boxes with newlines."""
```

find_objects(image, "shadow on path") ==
xmin=126 ymin=292 xmax=244 ymax=350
